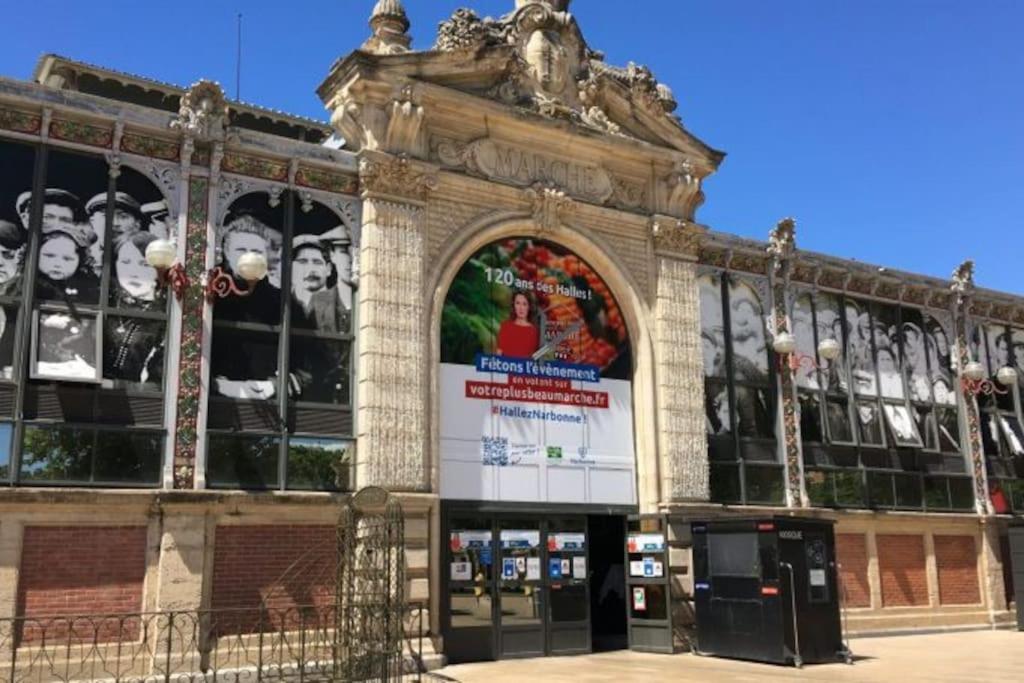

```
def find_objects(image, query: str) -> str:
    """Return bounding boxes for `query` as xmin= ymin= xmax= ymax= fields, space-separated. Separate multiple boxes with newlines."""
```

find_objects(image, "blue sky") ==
xmin=3 ymin=1 xmax=1021 ymax=293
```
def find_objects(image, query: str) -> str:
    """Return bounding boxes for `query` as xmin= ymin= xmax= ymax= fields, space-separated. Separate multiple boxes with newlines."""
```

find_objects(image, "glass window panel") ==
xmin=1012 ymin=329 xmax=1024 ymax=398
xmin=937 ymin=407 xmax=961 ymax=454
xmin=288 ymin=336 xmax=350 ymax=405
xmin=0 ymin=422 xmax=12 ymax=480
xmin=32 ymin=310 xmax=99 ymax=382
xmin=0 ymin=141 xmax=33 ymax=299
xmin=792 ymin=293 xmax=819 ymax=390
xmin=550 ymin=584 xmax=587 ymax=622
xmin=894 ymin=473 xmax=923 ymax=509
xmin=103 ymin=316 xmax=165 ymax=389
xmin=856 ymin=401 xmax=885 ymax=446
xmin=923 ymin=477 xmax=950 ymax=510
xmin=901 ymin=309 xmax=930 ymax=402
xmin=924 ymin=315 xmax=956 ymax=405
xmin=873 ymin=304 xmax=904 ymax=399
xmin=831 ymin=444 xmax=860 ymax=468
xmin=816 ymin=293 xmax=848 ymax=394
xmin=745 ymin=465 xmax=785 ymax=504
xmin=914 ymin=404 xmax=938 ymax=451
xmin=286 ymin=437 xmax=349 ymax=491
xmin=825 ymin=396 xmax=854 ymax=443
xmin=449 ymin=585 xmax=493 ymax=628
xmin=629 ymin=584 xmax=667 ymax=621
xmin=805 ymin=470 xmax=833 ymax=507
xmin=709 ymin=532 xmax=759 ymax=576
xmin=728 ymin=279 xmax=769 ymax=384
xmin=206 ymin=433 xmax=281 ymax=489
xmin=0 ymin=306 xmax=16 ymax=380
xmin=210 ymin=328 xmax=279 ymax=400
xmin=884 ymin=403 xmax=923 ymax=448
xmin=799 ymin=392 xmax=824 ymax=443
xmin=981 ymin=413 xmax=1002 ymax=457
xmin=108 ymin=231 xmax=165 ymax=309
xmin=450 ymin=526 xmax=494 ymax=582
xmin=709 ymin=463 xmax=741 ymax=503
xmin=38 ymin=150 xmax=105 ymax=305
xmin=846 ymin=299 xmax=877 ymax=396
xmin=734 ymin=385 xmax=774 ymax=438
xmin=93 ymin=430 xmax=162 ymax=484
xmin=868 ymin=471 xmax=895 ymax=508
xmin=705 ymin=379 xmax=732 ymax=436
xmin=117 ymin=165 xmax=172 ymax=240
xmin=698 ymin=274 xmax=726 ymax=379
xmin=20 ymin=425 xmax=92 ymax=482
xmin=834 ymin=470 xmax=865 ymax=507
xmin=998 ymin=415 xmax=1024 ymax=457
xmin=213 ymin=193 xmax=285 ymax=325
xmin=707 ymin=433 xmax=735 ymax=462
xmin=290 ymin=203 xmax=354 ymax=334
xmin=948 ymin=478 xmax=975 ymax=510
xmin=861 ymin=447 xmax=897 ymax=470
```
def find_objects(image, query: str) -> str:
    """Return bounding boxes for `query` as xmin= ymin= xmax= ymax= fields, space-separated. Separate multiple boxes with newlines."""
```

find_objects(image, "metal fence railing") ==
xmin=0 ymin=603 xmax=436 ymax=683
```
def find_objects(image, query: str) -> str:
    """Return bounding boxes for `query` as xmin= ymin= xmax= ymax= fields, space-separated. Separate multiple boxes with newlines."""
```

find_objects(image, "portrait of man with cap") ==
xmin=141 ymin=200 xmax=171 ymax=240
xmin=16 ymin=188 xmax=84 ymax=234
xmin=290 ymin=233 xmax=331 ymax=329
xmin=85 ymin=192 xmax=143 ymax=277
xmin=0 ymin=220 xmax=26 ymax=297
xmin=307 ymin=225 xmax=354 ymax=334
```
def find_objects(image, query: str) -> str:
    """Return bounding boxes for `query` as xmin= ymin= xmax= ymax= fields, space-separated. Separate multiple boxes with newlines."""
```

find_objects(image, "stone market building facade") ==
xmin=0 ymin=0 xmax=1020 ymax=668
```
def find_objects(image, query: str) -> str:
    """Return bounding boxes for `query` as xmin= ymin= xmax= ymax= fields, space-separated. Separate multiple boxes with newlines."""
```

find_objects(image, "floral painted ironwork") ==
xmin=172 ymin=176 xmax=209 ymax=489
xmin=221 ymin=152 xmax=289 ymax=181
xmin=120 ymin=132 xmax=181 ymax=161
xmin=0 ymin=107 xmax=42 ymax=135
xmin=295 ymin=165 xmax=359 ymax=194
xmin=48 ymin=118 xmax=114 ymax=148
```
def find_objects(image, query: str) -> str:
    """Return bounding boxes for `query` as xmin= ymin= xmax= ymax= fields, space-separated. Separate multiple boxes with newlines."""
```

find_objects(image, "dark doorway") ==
xmin=588 ymin=515 xmax=628 ymax=651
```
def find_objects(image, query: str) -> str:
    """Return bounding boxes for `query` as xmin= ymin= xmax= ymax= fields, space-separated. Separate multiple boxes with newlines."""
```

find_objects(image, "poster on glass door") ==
xmin=439 ymin=237 xmax=636 ymax=505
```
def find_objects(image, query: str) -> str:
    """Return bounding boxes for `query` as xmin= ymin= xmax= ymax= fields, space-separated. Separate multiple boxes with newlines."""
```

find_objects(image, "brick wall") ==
xmin=877 ymin=534 xmax=929 ymax=607
xmin=16 ymin=526 xmax=147 ymax=643
xmin=835 ymin=533 xmax=871 ymax=608
xmin=211 ymin=525 xmax=336 ymax=634
xmin=934 ymin=535 xmax=980 ymax=606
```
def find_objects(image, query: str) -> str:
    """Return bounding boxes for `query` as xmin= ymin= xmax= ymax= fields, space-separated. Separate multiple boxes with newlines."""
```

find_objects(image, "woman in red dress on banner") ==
xmin=496 ymin=291 xmax=540 ymax=358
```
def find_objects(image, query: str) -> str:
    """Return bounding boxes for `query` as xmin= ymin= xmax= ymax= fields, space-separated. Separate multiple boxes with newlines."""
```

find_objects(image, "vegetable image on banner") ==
xmin=440 ymin=237 xmax=635 ymax=505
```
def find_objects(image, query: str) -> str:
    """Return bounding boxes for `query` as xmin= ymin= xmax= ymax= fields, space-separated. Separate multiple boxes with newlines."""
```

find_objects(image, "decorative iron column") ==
xmin=766 ymin=218 xmax=805 ymax=508
xmin=950 ymin=260 xmax=992 ymax=515
xmin=167 ymin=81 xmax=229 ymax=490
xmin=356 ymin=152 xmax=438 ymax=490
xmin=650 ymin=216 xmax=709 ymax=502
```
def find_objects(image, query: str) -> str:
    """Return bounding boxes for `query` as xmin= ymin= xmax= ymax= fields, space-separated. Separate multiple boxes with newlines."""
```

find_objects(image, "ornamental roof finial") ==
xmin=364 ymin=0 xmax=412 ymax=55
xmin=515 ymin=0 xmax=571 ymax=10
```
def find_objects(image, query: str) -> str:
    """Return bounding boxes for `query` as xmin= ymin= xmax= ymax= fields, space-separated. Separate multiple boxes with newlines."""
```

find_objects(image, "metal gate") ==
xmin=335 ymin=486 xmax=407 ymax=681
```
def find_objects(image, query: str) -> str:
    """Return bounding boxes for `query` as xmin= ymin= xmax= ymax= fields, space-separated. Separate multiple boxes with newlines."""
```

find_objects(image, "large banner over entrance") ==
xmin=440 ymin=237 xmax=635 ymax=505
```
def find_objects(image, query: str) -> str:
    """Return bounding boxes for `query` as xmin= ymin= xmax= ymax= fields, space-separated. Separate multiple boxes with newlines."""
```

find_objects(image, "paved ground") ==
xmin=433 ymin=629 xmax=1024 ymax=682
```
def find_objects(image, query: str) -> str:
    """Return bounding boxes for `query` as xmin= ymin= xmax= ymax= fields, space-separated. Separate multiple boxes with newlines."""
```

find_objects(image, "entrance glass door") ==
xmin=498 ymin=521 xmax=544 ymax=658
xmin=446 ymin=521 xmax=495 ymax=663
xmin=546 ymin=518 xmax=590 ymax=654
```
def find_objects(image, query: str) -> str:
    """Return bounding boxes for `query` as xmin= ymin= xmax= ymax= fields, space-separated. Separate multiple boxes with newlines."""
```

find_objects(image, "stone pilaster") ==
xmin=357 ymin=154 xmax=437 ymax=490
xmin=978 ymin=518 xmax=1009 ymax=619
xmin=0 ymin=520 xmax=23 ymax=666
xmin=651 ymin=217 xmax=708 ymax=501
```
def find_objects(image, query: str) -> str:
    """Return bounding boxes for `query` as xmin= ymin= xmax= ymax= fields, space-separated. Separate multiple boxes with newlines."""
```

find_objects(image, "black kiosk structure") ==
xmin=692 ymin=517 xmax=851 ymax=667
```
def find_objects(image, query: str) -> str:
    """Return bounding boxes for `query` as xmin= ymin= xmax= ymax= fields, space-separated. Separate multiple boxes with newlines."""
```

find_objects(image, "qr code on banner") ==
xmin=481 ymin=436 xmax=509 ymax=466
